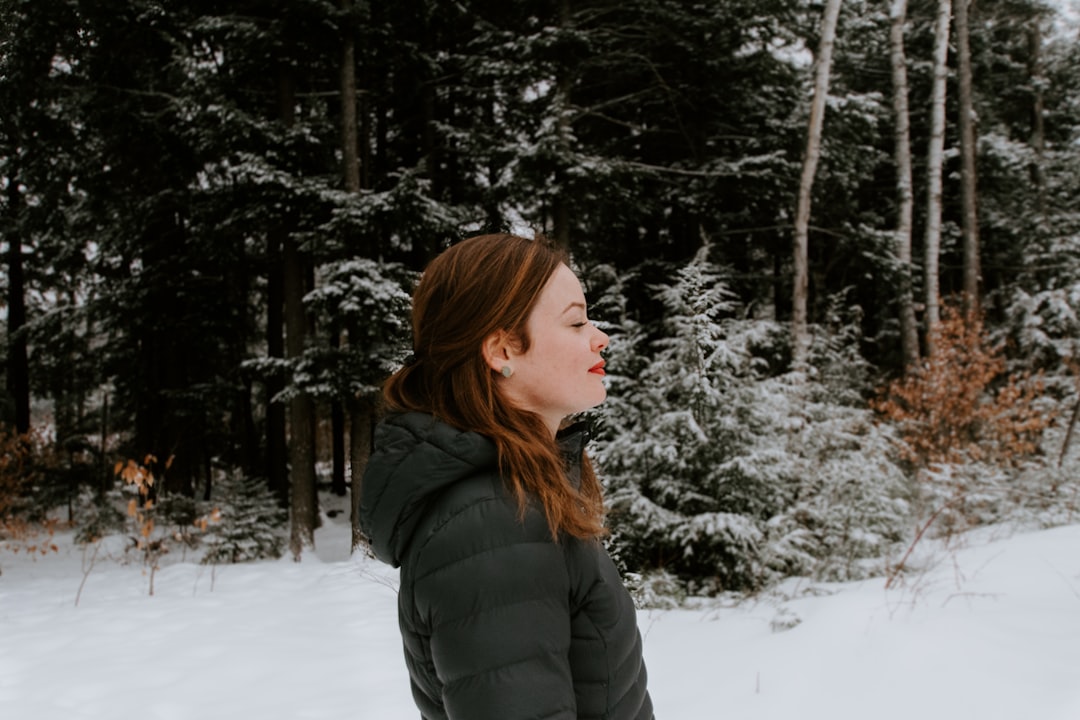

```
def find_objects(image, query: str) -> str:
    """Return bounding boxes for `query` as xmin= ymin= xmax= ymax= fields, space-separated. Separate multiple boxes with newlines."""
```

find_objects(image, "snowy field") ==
xmin=3 ymin=508 xmax=1079 ymax=720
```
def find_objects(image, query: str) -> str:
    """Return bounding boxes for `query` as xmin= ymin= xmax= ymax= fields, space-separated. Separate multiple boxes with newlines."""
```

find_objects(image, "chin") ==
xmin=582 ymin=390 xmax=607 ymax=412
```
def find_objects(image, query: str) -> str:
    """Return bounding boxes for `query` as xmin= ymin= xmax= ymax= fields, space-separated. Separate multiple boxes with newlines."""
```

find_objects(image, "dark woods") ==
xmin=2 ymin=0 xmax=1079 ymax=588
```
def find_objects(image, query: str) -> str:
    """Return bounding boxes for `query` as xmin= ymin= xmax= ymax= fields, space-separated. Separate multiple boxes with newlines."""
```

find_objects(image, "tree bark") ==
xmin=265 ymin=64 xmax=292 ymax=508
xmin=349 ymin=392 xmax=375 ymax=552
xmin=284 ymin=234 xmax=318 ymax=559
xmin=1028 ymin=18 xmax=1047 ymax=220
xmin=277 ymin=66 xmax=319 ymax=559
xmin=923 ymin=0 xmax=951 ymax=358
xmin=338 ymin=0 xmax=380 ymax=548
xmin=888 ymin=0 xmax=920 ymax=370
xmin=955 ymin=0 xmax=981 ymax=314
xmin=330 ymin=326 xmax=347 ymax=498
xmin=341 ymin=0 xmax=360 ymax=193
xmin=552 ymin=0 xmax=573 ymax=250
xmin=266 ymin=229 xmax=288 ymax=507
xmin=792 ymin=0 xmax=843 ymax=367
xmin=332 ymin=0 xmax=360 ymax=501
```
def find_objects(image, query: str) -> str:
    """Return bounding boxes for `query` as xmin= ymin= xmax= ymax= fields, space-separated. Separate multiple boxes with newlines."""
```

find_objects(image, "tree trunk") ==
xmin=285 ymin=230 xmax=318 ymax=559
xmin=924 ymin=0 xmax=951 ymax=358
xmin=552 ymin=0 xmax=573 ymax=250
xmin=955 ymin=0 xmax=980 ymax=313
xmin=329 ymin=326 xmax=347 ymax=498
xmin=231 ymin=254 xmax=261 ymax=483
xmin=276 ymin=66 xmax=318 ymax=559
xmin=266 ymin=229 xmax=288 ymax=507
xmin=4 ymin=176 xmax=30 ymax=434
xmin=349 ymin=392 xmax=375 ymax=552
xmin=331 ymin=0 xmax=360 ymax=501
xmin=338 ymin=1 xmax=379 ymax=547
xmin=341 ymin=0 xmax=360 ymax=193
xmin=792 ymin=0 xmax=843 ymax=367
xmin=1028 ymin=19 xmax=1047 ymax=220
xmin=888 ymin=0 xmax=920 ymax=370
xmin=265 ymin=63 xmax=292 ymax=506
xmin=51 ymin=290 xmax=81 ymax=447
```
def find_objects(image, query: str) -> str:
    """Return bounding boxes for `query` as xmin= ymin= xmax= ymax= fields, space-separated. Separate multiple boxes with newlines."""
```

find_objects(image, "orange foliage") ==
xmin=113 ymin=454 xmax=218 ymax=570
xmin=872 ymin=306 xmax=1051 ymax=466
xmin=116 ymin=456 xmax=165 ymax=552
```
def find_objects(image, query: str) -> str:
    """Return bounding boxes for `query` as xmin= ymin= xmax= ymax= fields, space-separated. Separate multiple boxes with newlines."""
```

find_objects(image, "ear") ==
xmin=481 ymin=330 xmax=514 ymax=374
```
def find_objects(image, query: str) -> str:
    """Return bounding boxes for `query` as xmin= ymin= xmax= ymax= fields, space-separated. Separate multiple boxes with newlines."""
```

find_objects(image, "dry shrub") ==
xmin=113 ymin=454 xmax=219 ymax=595
xmin=0 ymin=426 xmax=60 ymax=556
xmin=872 ymin=305 xmax=1051 ymax=467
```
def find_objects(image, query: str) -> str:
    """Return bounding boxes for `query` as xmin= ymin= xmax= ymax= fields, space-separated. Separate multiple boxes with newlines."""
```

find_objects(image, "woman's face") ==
xmin=497 ymin=263 xmax=609 ymax=435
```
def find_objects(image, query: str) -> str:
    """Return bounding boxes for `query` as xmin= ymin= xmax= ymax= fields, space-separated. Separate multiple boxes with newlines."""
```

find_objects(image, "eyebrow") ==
xmin=561 ymin=301 xmax=586 ymax=315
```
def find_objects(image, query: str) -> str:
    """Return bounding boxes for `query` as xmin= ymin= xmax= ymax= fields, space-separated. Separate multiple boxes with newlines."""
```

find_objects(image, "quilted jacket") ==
xmin=359 ymin=412 xmax=654 ymax=720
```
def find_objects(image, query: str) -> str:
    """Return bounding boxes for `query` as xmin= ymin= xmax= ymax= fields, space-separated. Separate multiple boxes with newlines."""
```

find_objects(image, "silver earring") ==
xmin=500 ymin=365 xmax=513 ymax=378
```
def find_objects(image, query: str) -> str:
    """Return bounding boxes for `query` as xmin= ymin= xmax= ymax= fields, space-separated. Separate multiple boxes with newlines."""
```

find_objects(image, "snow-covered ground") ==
xmin=2 ymin=509 xmax=1079 ymax=720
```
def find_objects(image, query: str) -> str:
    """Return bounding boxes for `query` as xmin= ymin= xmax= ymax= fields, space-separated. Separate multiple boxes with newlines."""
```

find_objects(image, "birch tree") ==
xmin=888 ymin=0 xmax=919 ymax=369
xmin=793 ymin=0 xmax=843 ymax=366
xmin=923 ymin=0 xmax=951 ymax=357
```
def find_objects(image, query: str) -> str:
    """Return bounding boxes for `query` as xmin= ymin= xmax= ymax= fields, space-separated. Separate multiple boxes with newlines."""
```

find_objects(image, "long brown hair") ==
xmin=383 ymin=233 xmax=605 ymax=540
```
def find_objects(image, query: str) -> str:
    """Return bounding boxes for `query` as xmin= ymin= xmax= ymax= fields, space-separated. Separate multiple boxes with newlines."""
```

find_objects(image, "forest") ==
xmin=2 ymin=0 xmax=1079 ymax=596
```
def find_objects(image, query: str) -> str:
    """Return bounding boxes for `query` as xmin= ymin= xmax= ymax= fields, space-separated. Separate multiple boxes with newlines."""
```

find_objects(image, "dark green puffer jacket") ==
xmin=359 ymin=412 xmax=654 ymax=720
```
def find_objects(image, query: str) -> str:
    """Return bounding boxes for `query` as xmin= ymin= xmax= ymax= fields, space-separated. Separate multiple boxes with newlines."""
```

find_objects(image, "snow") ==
xmin=3 ymin=510 xmax=1080 ymax=720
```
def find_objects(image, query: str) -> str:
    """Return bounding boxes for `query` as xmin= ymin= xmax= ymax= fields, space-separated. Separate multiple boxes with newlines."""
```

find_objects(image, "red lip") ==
xmin=589 ymin=361 xmax=606 ymax=376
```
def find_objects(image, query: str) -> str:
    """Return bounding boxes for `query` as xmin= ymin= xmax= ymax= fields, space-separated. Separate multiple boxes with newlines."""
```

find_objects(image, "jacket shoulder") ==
xmin=407 ymin=468 xmax=554 ymax=577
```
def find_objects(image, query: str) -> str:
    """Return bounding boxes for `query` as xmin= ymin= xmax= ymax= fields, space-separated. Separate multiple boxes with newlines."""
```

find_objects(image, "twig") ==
xmin=885 ymin=494 xmax=963 ymax=589
xmin=1058 ymin=395 xmax=1080 ymax=468
xmin=74 ymin=541 xmax=101 ymax=607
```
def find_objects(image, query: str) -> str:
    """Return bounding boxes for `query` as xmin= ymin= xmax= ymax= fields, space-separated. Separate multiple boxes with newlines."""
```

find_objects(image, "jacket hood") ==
xmin=358 ymin=412 xmax=591 ymax=567
xmin=358 ymin=412 xmax=499 ymax=566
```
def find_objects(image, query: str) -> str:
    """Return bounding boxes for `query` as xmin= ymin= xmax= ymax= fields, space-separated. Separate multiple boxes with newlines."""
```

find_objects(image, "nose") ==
xmin=592 ymin=326 xmax=609 ymax=352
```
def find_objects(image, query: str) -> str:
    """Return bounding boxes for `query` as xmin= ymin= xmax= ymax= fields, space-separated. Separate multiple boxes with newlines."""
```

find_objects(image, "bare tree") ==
xmin=955 ymin=0 xmax=981 ymax=313
xmin=889 ymin=0 xmax=920 ymax=370
xmin=923 ymin=0 xmax=951 ymax=357
xmin=793 ymin=0 xmax=843 ymax=366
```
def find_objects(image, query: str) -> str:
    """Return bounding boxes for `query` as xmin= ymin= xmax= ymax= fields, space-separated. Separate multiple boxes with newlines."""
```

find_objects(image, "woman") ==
xmin=359 ymin=233 xmax=654 ymax=720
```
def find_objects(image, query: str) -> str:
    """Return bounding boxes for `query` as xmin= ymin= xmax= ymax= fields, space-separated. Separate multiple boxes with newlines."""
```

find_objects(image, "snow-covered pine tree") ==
xmin=593 ymin=251 xmax=912 ymax=597
xmin=202 ymin=473 xmax=287 ymax=565
xmin=594 ymin=246 xmax=776 ymax=593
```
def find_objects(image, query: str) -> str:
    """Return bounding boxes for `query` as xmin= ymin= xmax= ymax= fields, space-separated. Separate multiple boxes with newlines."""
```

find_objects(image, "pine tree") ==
xmin=595 ymin=252 xmax=910 ymax=594
xmin=595 ymin=247 xmax=765 ymax=591
xmin=202 ymin=473 xmax=287 ymax=565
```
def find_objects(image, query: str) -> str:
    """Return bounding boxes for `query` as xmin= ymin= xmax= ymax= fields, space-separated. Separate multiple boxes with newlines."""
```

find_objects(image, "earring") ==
xmin=500 ymin=365 xmax=513 ymax=378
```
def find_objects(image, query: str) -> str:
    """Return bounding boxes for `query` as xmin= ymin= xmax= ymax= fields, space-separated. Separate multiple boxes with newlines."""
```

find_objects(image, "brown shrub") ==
xmin=0 ymin=426 xmax=60 ymax=555
xmin=872 ymin=305 xmax=1051 ymax=467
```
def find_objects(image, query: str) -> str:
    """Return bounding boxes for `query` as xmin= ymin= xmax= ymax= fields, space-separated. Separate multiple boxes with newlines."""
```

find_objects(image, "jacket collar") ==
xmin=556 ymin=419 xmax=591 ymax=489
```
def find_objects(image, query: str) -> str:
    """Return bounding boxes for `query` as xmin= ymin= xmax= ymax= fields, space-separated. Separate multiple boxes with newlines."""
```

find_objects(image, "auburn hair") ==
xmin=382 ymin=233 xmax=606 ymax=540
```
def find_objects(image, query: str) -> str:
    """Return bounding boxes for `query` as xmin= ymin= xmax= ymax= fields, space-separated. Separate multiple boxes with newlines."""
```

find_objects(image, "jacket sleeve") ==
xmin=411 ymin=497 xmax=576 ymax=720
